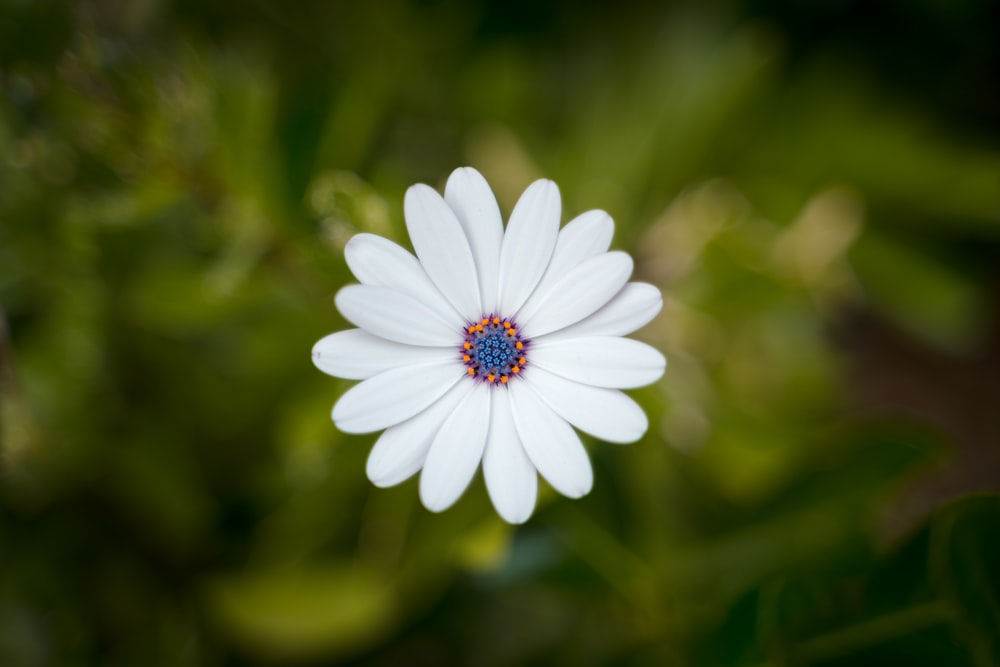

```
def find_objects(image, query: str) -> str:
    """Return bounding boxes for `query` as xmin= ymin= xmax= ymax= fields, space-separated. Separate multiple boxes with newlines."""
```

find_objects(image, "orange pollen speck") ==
xmin=515 ymin=342 xmax=523 ymax=350
xmin=512 ymin=366 xmax=520 ymax=373
xmin=500 ymin=375 xmax=509 ymax=383
xmin=487 ymin=374 xmax=496 ymax=382
xmin=475 ymin=324 xmax=483 ymax=332
xmin=492 ymin=317 xmax=500 ymax=324
xmin=508 ymin=329 xmax=516 ymax=336
xmin=463 ymin=355 xmax=470 ymax=362
xmin=519 ymin=357 xmax=526 ymax=365
xmin=481 ymin=318 xmax=488 ymax=325
xmin=467 ymin=326 xmax=476 ymax=334
xmin=503 ymin=321 xmax=510 ymax=328
xmin=463 ymin=342 xmax=471 ymax=350
xmin=467 ymin=368 xmax=475 ymax=375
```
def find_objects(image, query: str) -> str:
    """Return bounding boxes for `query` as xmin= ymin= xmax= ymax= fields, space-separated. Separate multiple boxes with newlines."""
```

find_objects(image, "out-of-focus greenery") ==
xmin=2 ymin=1 xmax=999 ymax=665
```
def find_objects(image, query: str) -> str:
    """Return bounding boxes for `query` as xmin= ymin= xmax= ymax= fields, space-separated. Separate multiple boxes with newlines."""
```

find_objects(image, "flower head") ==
xmin=312 ymin=167 xmax=665 ymax=523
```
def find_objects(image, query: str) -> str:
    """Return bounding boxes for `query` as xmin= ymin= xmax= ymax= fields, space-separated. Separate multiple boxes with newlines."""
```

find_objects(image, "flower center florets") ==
xmin=461 ymin=316 xmax=528 ymax=385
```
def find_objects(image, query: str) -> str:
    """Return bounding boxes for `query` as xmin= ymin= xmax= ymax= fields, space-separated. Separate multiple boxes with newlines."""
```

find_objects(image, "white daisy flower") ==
xmin=312 ymin=167 xmax=665 ymax=524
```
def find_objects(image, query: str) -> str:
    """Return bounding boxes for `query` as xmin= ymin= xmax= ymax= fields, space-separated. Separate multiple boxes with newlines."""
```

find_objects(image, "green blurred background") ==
xmin=2 ymin=1 xmax=1000 ymax=665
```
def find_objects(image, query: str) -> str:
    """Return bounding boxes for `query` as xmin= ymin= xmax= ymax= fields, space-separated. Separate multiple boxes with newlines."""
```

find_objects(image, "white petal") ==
xmin=483 ymin=389 xmax=537 ymax=524
xmin=548 ymin=209 xmax=615 ymax=275
xmin=332 ymin=361 xmax=463 ymax=434
xmin=524 ymin=366 xmax=648 ymax=444
xmin=509 ymin=382 xmax=593 ymax=499
xmin=563 ymin=282 xmax=663 ymax=338
xmin=530 ymin=336 xmax=666 ymax=389
xmin=517 ymin=209 xmax=613 ymax=318
xmin=445 ymin=167 xmax=504 ymax=314
xmin=336 ymin=285 xmax=458 ymax=346
xmin=312 ymin=329 xmax=453 ymax=380
xmin=344 ymin=233 xmax=463 ymax=327
xmin=497 ymin=179 xmax=561 ymax=315
xmin=518 ymin=252 xmax=633 ymax=338
xmin=366 ymin=381 xmax=471 ymax=487
xmin=405 ymin=184 xmax=482 ymax=319
xmin=419 ymin=381 xmax=491 ymax=512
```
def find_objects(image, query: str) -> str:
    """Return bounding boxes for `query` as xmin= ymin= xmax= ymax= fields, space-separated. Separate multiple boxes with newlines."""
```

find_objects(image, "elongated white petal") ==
xmin=419 ymin=382 xmax=491 ymax=512
xmin=336 ymin=285 xmax=458 ymax=346
xmin=483 ymin=389 xmax=537 ymax=524
xmin=405 ymin=184 xmax=481 ymax=319
xmin=509 ymin=383 xmax=592 ymax=499
xmin=445 ymin=167 xmax=504 ymax=314
xmin=497 ymin=179 xmax=560 ymax=315
xmin=524 ymin=366 xmax=648 ymax=443
xmin=549 ymin=209 xmax=615 ymax=275
xmin=518 ymin=209 xmax=613 ymax=318
xmin=366 ymin=381 xmax=471 ymax=487
xmin=560 ymin=282 xmax=663 ymax=338
xmin=344 ymin=233 xmax=463 ymax=327
xmin=519 ymin=252 xmax=633 ymax=338
xmin=531 ymin=336 xmax=666 ymax=389
xmin=332 ymin=361 xmax=463 ymax=433
xmin=312 ymin=329 xmax=453 ymax=380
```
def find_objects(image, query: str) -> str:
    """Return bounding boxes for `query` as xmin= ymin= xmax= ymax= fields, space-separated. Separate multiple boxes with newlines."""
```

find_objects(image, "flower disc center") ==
xmin=462 ymin=316 xmax=528 ymax=385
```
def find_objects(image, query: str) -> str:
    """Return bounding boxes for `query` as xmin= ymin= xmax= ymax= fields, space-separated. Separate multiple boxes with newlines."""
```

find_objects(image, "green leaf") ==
xmin=852 ymin=230 xmax=986 ymax=352
xmin=204 ymin=562 xmax=396 ymax=662
xmin=930 ymin=495 xmax=1000 ymax=667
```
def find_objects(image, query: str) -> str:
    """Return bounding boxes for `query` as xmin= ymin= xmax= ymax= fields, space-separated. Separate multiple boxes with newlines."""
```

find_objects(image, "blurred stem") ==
xmin=789 ymin=601 xmax=954 ymax=665
xmin=552 ymin=505 xmax=661 ymax=620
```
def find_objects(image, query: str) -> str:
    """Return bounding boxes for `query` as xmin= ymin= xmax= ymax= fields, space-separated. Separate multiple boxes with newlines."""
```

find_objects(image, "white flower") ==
xmin=312 ymin=167 xmax=665 ymax=524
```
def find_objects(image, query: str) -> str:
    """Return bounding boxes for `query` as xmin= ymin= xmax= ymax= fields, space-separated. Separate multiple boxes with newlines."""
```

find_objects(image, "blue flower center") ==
xmin=462 ymin=316 xmax=528 ymax=385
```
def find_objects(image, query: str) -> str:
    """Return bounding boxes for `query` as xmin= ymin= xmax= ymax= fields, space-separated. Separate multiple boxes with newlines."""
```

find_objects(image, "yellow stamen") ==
xmin=508 ymin=329 xmax=516 ymax=336
xmin=467 ymin=326 xmax=476 ymax=334
xmin=503 ymin=321 xmax=510 ymax=328
xmin=515 ymin=341 xmax=523 ymax=350
xmin=467 ymin=368 xmax=475 ymax=376
xmin=487 ymin=374 xmax=495 ymax=383
xmin=500 ymin=375 xmax=508 ymax=384
xmin=512 ymin=366 xmax=520 ymax=373
xmin=463 ymin=355 xmax=470 ymax=362
xmin=475 ymin=324 xmax=483 ymax=332
xmin=464 ymin=342 xmax=471 ymax=350
xmin=481 ymin=318 xmax=488 ymax=326
xmin=492 ymin=317 xmax=500 ymax=324
xmin=519 ymin=357 xmax=526 ymax=365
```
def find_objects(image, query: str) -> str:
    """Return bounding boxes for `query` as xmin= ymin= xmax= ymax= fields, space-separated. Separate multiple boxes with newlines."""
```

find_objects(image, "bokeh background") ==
xmin=2 ymin=1 xmax=1000 ymax=665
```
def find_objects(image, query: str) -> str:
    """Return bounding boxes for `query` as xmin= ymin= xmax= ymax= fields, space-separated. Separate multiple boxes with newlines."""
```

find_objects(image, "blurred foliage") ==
xmin=2 ymin=0 xmax=1000 ymax=665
